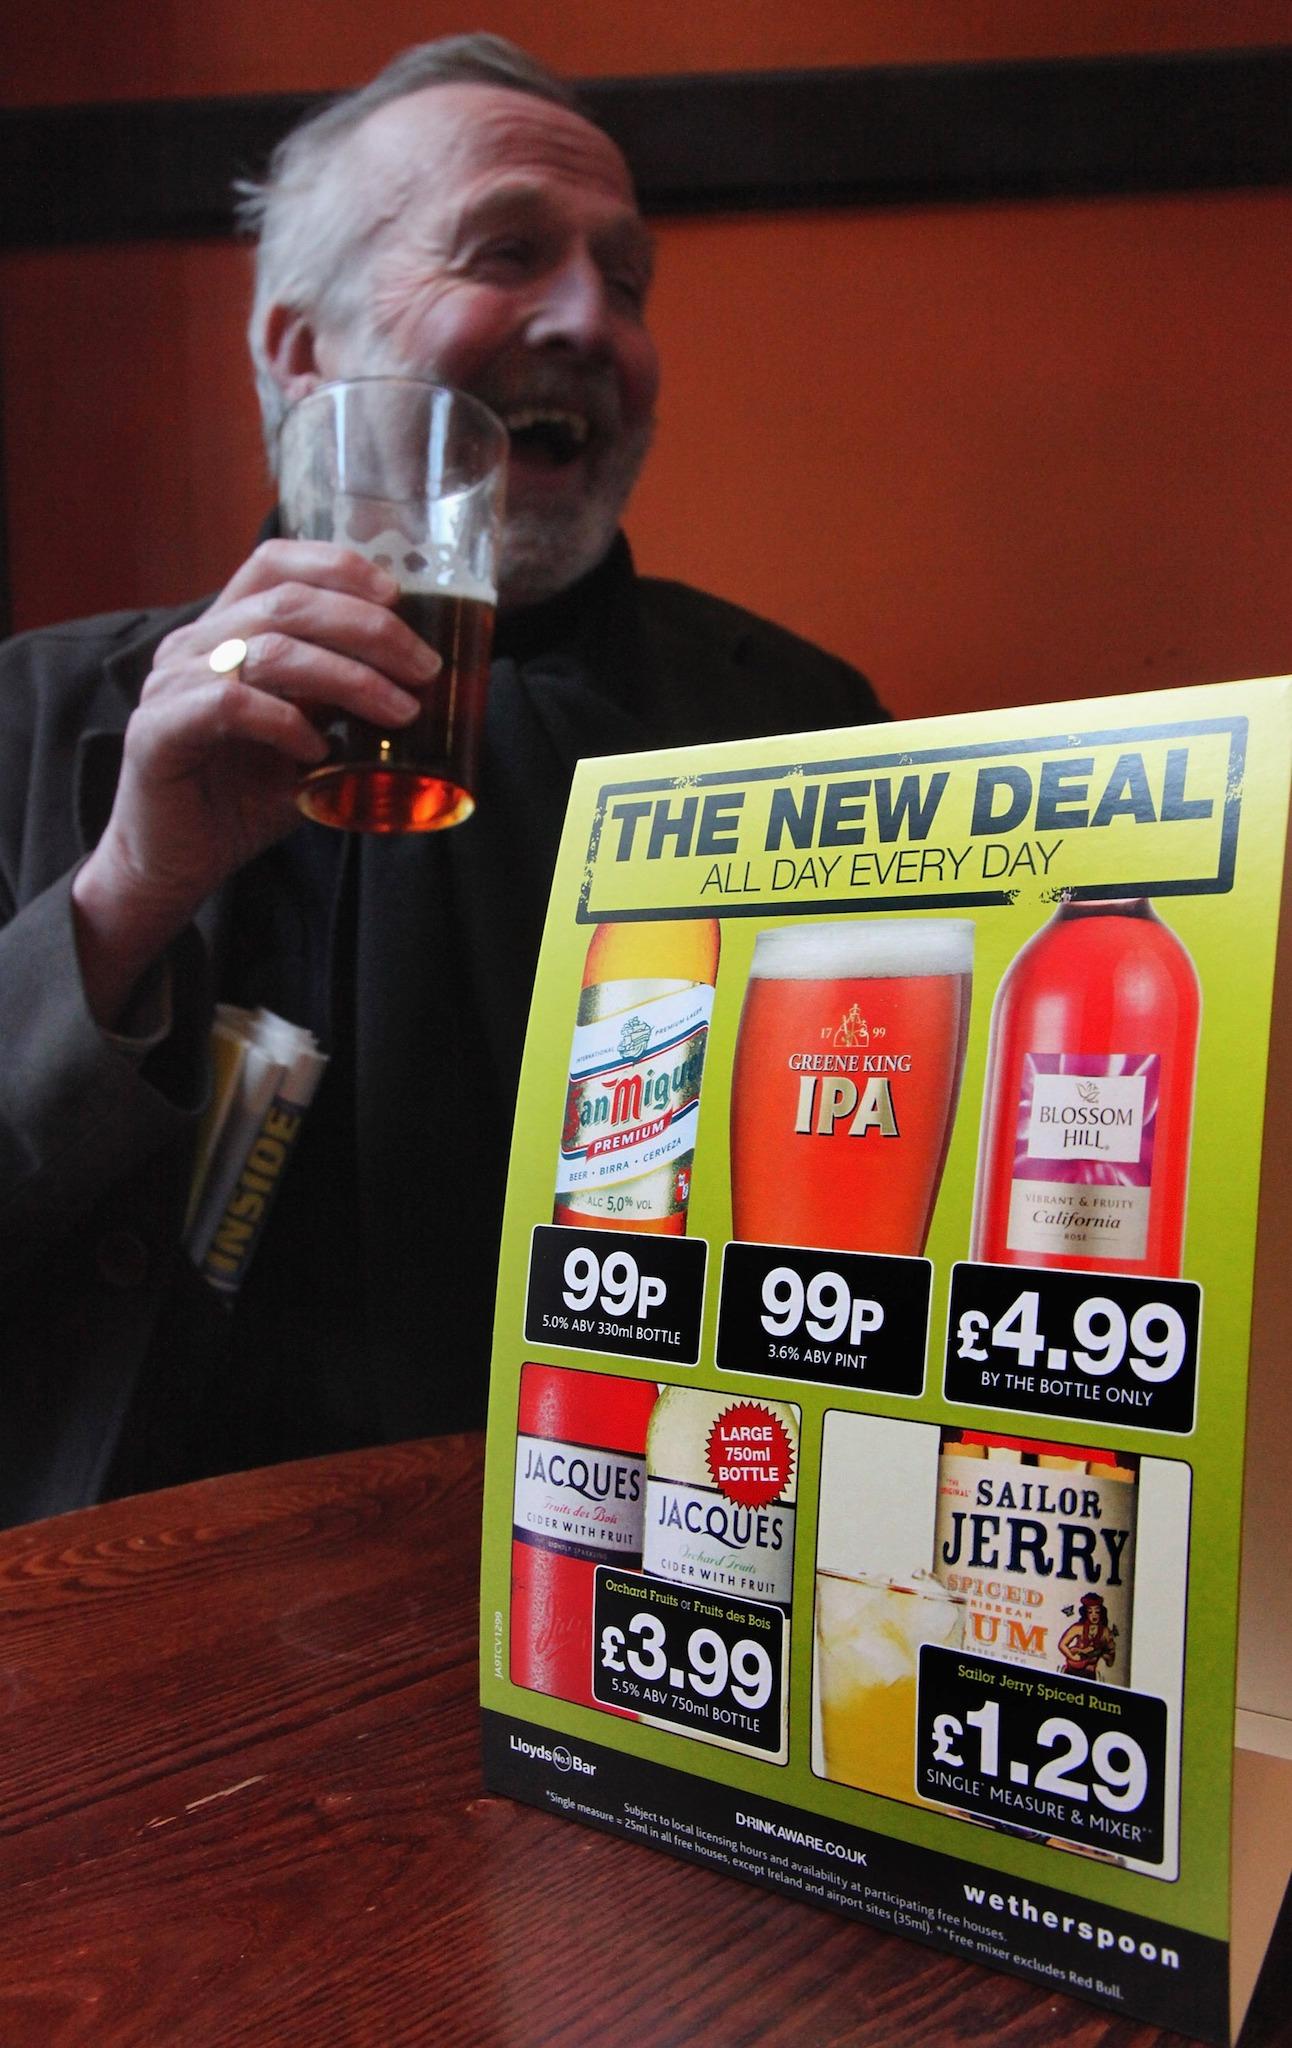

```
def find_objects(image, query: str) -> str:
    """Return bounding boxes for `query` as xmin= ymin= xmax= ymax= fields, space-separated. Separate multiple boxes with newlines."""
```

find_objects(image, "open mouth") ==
xmin=503 ymin=407 xmax=591 ymax=469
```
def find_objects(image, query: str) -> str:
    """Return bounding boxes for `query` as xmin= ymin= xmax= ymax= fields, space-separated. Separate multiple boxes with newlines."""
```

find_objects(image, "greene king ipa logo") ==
xmin=730 ymin=920 xmax=974 ymax=1256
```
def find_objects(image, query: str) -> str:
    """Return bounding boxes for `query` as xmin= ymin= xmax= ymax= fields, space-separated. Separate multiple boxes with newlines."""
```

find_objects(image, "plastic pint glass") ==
xmin=279 ymin=378 xmax=507 ymax=834
xmin=730 ymin=920 xmax=973 ymax=1255
xmin=815 ymin=1569 xmax=965 ymax=1805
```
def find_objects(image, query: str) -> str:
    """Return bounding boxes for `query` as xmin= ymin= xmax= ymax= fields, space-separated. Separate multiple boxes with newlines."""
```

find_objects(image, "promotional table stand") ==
xmin=481 ymin=677 xmax=1292 ymax=2044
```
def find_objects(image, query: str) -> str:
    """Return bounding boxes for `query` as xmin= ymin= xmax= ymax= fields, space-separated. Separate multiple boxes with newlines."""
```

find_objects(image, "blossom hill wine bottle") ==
xmin=510 ymin=1363 xmax=658 ymax=1714
xmin=554 ymin=918 xmax=720 ymax=1235
xmin=972 ymin=899 xmax=1200 ymax=1275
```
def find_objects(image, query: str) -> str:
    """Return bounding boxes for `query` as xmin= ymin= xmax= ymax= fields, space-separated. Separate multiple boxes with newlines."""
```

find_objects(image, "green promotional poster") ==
xmin=480 ymin=677 xmax=1292 ymax=2043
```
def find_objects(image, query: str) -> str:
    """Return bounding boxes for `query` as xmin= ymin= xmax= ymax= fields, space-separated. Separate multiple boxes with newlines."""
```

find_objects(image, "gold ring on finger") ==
xmin=209 ymin=637 xmax=249 ymax=678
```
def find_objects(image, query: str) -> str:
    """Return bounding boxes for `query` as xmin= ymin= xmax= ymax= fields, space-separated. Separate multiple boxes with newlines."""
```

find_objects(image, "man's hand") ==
xmin=71 ymin=541 xmax=438 ymax=1029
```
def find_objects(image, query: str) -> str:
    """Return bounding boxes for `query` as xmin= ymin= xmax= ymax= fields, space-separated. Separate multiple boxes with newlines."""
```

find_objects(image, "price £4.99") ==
xmin=943 ymin=1263 xmax=1200 ymax=1433
xmin=956 ymin=1289 xmax=1187 ymax=1383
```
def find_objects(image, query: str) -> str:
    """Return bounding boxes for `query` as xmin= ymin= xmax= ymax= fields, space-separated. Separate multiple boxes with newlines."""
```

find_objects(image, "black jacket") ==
xmin=0 ymin=540 xmax=884 ymax=1525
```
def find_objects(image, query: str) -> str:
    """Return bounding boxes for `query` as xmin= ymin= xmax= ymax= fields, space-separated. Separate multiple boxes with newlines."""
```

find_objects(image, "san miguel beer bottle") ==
xmin=510 ymin=1363 xmax=658 ymax=1713
xmin=972 ymin=899 xmax=1200 ymax=1275
xmin=554 ymin=918 xmax=720 ymax=1234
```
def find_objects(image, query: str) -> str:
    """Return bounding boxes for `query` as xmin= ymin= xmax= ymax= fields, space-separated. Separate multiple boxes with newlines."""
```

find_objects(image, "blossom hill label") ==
xmin=971 ymin=899 xmax=1200 ymax=1274
xmin=554 ymin=918 xmax=719 ymax=1235
xmin=510 ymin=1363 xmax=658 ymax=1714
xmin=935 ymin=1432 xmax=1138 ymax=1684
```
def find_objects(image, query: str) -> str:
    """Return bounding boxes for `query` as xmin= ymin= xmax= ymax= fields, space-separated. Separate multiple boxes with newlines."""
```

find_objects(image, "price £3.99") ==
xmin=592 ymin=1568 xmax=785 ymax=1755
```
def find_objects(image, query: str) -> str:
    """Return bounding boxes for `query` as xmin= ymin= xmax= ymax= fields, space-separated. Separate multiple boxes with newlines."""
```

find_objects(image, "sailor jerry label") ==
xmin=935 ymin=1449 xmax=1137 ymax=1683
xmin=1005 ymin=1053 xmax=1159 ymax=1261
xmin=555 ymin=980 xmax=714 ymax=1213
xmin=512 ymin=1433 xmax=648 ymax=1567
xmin=644 ymin=1481 xmax=797 ymax=1605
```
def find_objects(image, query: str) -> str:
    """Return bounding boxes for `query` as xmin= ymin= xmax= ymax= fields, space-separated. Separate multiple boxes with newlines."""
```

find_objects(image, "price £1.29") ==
xmin=917 ymin=1646 xmax=1169 ymax=1861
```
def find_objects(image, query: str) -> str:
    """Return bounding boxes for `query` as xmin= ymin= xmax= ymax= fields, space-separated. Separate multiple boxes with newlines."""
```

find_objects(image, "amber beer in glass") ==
xmin=278 ymin=378 xmax=507 ymax=833
xmin=731 ymin=920 xmax=973 ymax=1256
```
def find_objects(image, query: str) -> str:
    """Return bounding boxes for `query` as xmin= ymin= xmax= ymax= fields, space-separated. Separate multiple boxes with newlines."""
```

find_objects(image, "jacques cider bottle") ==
xmin=554 ymin=918 xmax=720 ymax=1234
xmin=643 ymin=1385 xmax=799 ymax=1608
xmin=971 ymin=899 xmax=1200 ymax=1275
xmin=510 ymin=1363 xmax=659 ymax=1714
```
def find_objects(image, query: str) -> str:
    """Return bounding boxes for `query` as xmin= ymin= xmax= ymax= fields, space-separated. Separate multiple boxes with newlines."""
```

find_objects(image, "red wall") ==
xmin=3 ymin=6 xmax=1289 ymax=720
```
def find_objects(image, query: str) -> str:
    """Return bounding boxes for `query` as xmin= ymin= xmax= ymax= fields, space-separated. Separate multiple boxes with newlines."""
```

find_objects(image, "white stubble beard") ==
xmin=495 ymin=412 xmax=654 ymax=609
xmin=320 ymin=319 xmax=656 ymax=610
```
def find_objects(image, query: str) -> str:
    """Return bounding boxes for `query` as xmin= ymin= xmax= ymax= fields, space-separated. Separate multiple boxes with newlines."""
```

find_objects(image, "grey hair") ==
xmin=236 ymin=34 xmax=583 ymax=459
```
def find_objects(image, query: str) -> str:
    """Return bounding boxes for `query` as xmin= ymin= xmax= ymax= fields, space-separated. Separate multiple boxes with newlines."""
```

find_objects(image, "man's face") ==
xmin=304 ymin=84 xmax=660 ymax=608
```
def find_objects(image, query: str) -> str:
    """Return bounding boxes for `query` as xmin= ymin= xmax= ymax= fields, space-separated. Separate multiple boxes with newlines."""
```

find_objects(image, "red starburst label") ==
xmin=706 ymin=1401 xmax=794 ymax=1506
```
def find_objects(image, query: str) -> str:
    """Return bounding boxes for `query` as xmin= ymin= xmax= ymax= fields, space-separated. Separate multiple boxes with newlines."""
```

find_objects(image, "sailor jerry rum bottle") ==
xmin=510 ymin=1363 xmax=658 ymax=1713
xmin=972 ymin=899 xmax=1200 ymax=1274
xmin=554 ymin=918 xmax=720 ymax=1234
xmin=935 ymin=1431 xmax=1138 ymax=1684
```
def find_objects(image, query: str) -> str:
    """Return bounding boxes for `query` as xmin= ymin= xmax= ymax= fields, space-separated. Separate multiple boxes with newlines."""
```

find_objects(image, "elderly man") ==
xmin=0 ymin=35 xmax=883 ymax=1526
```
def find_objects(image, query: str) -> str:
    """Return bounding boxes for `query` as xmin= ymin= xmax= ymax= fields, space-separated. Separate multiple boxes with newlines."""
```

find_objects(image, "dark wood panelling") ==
xmin=2 ymin=48 xmax=1290 ymax=250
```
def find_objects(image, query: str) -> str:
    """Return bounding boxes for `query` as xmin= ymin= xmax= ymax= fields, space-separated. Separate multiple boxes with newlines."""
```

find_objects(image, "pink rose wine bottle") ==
xmin=972 ymin=899 xmax=1200 ymax=1276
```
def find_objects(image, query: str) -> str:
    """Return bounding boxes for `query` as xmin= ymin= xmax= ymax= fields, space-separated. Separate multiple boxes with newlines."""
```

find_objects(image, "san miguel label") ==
xmin=557 ymin=982 xmax=712 ymax=1200
xmin=553 ymin=919 xmax=720 ymax=1232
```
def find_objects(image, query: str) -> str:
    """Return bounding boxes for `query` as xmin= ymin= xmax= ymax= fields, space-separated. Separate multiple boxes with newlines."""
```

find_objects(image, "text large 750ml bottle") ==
xmin=510 ymin=1363 xmax=658 ymax=1713
xmin=972 ymin=899 xmax=1200 ymax=1275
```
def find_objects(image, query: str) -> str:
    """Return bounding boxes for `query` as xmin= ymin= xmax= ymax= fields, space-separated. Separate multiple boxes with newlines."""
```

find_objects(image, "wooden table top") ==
xmin=0 ymin=1434 xmax=1283 ymax=2048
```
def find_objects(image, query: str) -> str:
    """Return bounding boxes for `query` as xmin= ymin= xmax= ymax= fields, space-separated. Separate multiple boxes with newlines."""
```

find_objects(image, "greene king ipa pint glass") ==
xmin=278 ymin=378 xmax=507 ymax=833
xmin=731 ymin=920 xmax=974 ymax=1256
